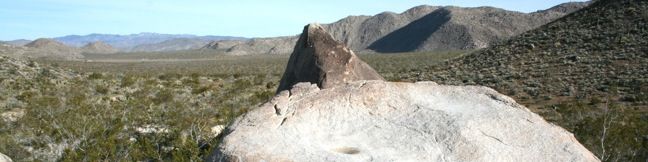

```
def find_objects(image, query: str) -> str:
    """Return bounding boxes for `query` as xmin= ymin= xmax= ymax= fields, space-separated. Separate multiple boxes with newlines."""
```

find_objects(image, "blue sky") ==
xmin=0 ymin=0 xmax=587 ymax=40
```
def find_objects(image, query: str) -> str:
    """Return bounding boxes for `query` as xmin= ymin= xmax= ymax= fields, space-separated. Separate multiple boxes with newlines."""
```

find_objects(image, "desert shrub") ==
xmin=192 ymin=86 xmax=210 ymax=94
xmin=88 ymin=72 xmax=103 ymax=80
xmin=544 ymin=101 xmax=648 ymax=162
xmin=121 ymin=75 xmax=136 ymax=87
xmin=153 ymin=89 xmax=174 ymax=105
xmin=95 ymin=85 xmax=109 ymax=94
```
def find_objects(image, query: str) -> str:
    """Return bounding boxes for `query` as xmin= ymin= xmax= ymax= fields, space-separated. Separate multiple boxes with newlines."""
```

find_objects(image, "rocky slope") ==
xmin=420 ymin=0 xmax=647 ymax=109
xmin=23 ymin=38 xmax=83 ymax=60
xmin=201 ymin=40 xmax=245 ymax=51
xmin=81 ymin=41 xmax=118 ymax=54
xmin=203 ymin=36 xmax=298 ymax=55
xmin=205 ymin=2 xmax=589 ymax=55
xmin=402 ymin=0 xmax=647 ymax=160
xmin=210 ymin=21 xmax=597 ymax=161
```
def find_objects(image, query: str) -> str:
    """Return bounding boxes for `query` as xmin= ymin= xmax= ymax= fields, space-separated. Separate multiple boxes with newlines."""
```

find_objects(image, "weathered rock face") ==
xmin=276 ymin=24 xmax=384 ymax=93
xmin=210 ymin=81 xmax=599 ymax=161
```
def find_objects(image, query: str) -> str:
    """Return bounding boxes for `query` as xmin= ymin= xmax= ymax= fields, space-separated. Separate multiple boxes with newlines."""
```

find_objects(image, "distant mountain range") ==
xmin=130 ymin=38 xmax=213 ymax=52
xmin=2 ymin=2 xmax=590 ymax=54
xmin=1 ymin=38 xmax=121 ymax=60
xmin=54 ymin=33 xmax=247 ymax=51
xmin=2 ymin=33 xmax=247 ymax=52
xmin=203 ymin=1 xmax=591 ymax=55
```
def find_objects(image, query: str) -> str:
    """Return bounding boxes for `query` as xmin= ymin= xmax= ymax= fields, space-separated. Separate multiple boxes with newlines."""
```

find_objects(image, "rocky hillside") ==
xmin=201 ymin=40 xmax=245 ymax=51
xmin=81 ymin=41 xmax=118 ymax=54
xmin=202 ymin=36 xmax=298 ymax=55
xmin=403 ymin=0 xmax=647 ymax=160
xmin=206 ymin=2 xmax=589 ymax=55
xmin=23 ymin=38 xmax=83 ymax=60
xmin=367 ymin=2 xmax=589 ymax=52
xmin=130 ymin=38 xmax=211 ymax=52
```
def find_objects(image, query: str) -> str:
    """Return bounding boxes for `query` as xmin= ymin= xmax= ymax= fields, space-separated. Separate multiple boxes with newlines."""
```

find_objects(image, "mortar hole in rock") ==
xmin=334 ymin=147 xmax=361 ymax=155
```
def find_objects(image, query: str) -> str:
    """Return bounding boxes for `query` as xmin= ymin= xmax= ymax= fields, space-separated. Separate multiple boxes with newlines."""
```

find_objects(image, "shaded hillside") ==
xmin=81 ymin=41 xmax=118 ymax=54
xmin=404 ymin=0 xmax=647 ymax=161
xmin=130 ymin=38 xmax=210 ymax=52
xmin=368 ymin=2 xmax=590 ymax=52
xmin=211 ymin=2 xmax=588 ymax=55
xmin=322 ymin=5 xmax=440 ymax=51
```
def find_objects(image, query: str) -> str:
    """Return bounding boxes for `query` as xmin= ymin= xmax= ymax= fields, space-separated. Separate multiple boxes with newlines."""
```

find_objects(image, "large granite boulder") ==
xmin=276 ymin=24 xmax=384 ymax=93
xmin=209 ymin=81 xmax=599 ymax=161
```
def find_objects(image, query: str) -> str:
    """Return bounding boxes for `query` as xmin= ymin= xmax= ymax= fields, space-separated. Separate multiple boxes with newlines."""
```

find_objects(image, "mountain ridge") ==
xmin=203 ymin=1 xmax=590 ymax=55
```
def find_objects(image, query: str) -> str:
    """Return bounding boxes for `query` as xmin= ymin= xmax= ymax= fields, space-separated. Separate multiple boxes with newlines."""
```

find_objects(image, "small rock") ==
xmin=211 ymin=125 xmax=226 ymax=137
xmin=135 ymin=125 xmax=169 ymax=134
xmin=1 ymin=109 xmax=25 ymax=122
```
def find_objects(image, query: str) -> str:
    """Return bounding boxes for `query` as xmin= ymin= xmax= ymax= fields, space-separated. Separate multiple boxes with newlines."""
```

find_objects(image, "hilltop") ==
xmin=23 ymin=38 xmax=83 ymax=59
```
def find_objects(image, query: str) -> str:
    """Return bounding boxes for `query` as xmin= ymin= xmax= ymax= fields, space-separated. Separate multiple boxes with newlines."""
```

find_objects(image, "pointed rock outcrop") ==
xmin=276 ymin=24 xmax=384 ymax=93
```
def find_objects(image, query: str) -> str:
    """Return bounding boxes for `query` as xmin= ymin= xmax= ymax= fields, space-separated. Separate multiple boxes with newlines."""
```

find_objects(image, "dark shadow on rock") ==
xmin=368 ymin=8 xmax=451 ymax=53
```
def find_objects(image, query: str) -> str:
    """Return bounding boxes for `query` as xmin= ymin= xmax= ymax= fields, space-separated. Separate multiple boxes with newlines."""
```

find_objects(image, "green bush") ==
xmin=89 ymin=73 xmax=103 ymax=80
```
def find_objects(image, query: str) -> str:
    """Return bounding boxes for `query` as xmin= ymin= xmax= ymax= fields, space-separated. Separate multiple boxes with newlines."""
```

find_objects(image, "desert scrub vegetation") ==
xmin=6 ymin=47 xmax=643 ymax=161
xmin=538 ymin=100 xmax=648 ymax=161
xmin=0 ymin=56 xmax=279 ymax=161
xmin=0 ymin=51 xmax=466 ymax=160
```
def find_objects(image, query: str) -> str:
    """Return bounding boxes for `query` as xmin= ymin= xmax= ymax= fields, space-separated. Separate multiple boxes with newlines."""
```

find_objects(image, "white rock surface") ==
xmin=209 ymin=80 xmax=599 ymax=162
xmin=1 ymin=109 xmax=25 ymax=122
xmin=210 ymin=125 xmax=226 ymax=137
xmin=135 ymin=124 xmax=169 ymax=134
xmin=0 ymin=152 xmax=12 ymax=162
